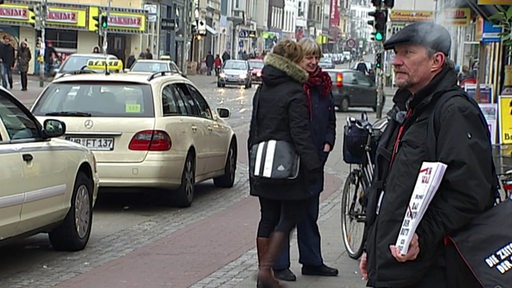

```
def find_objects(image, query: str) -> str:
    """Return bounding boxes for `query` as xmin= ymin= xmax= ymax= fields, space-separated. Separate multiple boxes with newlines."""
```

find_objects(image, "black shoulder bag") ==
xmin=248 ymin=87 xmax=300 ymax=180
xmin=428 ymin=88 xmax=511 ymax=288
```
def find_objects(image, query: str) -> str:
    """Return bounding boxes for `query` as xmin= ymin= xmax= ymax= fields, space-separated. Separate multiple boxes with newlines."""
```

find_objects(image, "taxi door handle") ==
xmin=22 ymin=154 xmax=33 ymax=162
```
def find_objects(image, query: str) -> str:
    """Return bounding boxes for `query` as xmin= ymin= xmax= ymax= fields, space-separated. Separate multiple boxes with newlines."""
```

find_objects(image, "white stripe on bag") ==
xmin=262 ymin=140 xmax=276 ymax=177
xmin=254 ymin=142 xmax=265 ymax=176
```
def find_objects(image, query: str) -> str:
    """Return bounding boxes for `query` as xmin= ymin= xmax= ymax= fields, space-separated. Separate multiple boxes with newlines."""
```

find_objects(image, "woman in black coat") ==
xmin=248 ymin=40 xmax=322 ymax=288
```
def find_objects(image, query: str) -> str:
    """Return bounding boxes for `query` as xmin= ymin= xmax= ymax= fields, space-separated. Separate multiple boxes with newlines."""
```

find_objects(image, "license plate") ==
xmin=66 ymin=137 xmax=114 ymax=151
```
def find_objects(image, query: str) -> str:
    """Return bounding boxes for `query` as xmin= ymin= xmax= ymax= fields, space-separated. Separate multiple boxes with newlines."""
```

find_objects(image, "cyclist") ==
xmin=359 ymin=22 xmax=496 ymax=287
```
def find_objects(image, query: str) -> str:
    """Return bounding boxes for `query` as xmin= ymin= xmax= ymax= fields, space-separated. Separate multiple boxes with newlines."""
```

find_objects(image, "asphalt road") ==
xmin=1 ymin=67 xmax=394 ymax=288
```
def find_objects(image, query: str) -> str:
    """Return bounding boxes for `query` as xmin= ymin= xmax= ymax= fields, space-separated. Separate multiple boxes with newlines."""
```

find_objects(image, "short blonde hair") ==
xmin=272 ymin=40 xmax=304 ymax=64
xmin=298 ymin=38 xmax=322 ymax=58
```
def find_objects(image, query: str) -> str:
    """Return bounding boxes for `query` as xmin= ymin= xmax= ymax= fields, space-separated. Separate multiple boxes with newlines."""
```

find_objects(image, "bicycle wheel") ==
xmin=341 ymin=170 xmax=367 ymax=259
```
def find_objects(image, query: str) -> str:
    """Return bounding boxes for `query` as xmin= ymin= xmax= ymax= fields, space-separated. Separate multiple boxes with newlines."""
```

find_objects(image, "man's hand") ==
xmin=389 ymin=233 xmax=420 ymax=262
xmin=359 ymin=252 xmax=368 ymax=280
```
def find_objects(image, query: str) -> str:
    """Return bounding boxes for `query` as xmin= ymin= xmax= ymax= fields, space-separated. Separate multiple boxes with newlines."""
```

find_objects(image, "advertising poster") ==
xmin=479 ymin=103 xmax=498 ymax=144
xmin=499 ymin=95 xmax=512 ymax=144
xmin=465 ymin=84 xmax=493 ymax=103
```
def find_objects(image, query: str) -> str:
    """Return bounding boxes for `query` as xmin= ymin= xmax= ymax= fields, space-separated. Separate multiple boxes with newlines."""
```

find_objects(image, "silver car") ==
xmin=217 ymin=60 xmax=252 ymax=89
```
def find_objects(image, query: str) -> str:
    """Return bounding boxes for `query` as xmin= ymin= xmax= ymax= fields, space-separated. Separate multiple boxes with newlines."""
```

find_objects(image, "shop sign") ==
xmin=482 ymin=20 xmax=502 ymax=43
xmin=0 ymin=5 xmax=29 ymax=21
xmin=478 ymin=0 xmax=512 ymax=4
xmin=444 ymin=8 xmax=470 ymax=26
xmin=239 ymin=29 xmax=256 ymax=38
xmin=499 ymin=95 xmax=512 ymax=144
xmin=390 ymin=10 xmax=433 ymax=22
xmin=48 ymin=10 xmax=78 ymax=24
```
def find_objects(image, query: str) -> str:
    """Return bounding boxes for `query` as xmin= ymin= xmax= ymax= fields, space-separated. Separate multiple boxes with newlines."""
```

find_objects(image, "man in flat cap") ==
xmin=359 ymin=21 xmax=496 ymax=287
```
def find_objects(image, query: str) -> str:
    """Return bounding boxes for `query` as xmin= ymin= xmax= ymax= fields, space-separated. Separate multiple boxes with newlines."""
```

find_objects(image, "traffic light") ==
xmin=375 ymin=53 xmax=383 ymax=69
xmin=29 ymin=4 xmax=41 ymax=30
xmin=101 ymin=15 xmax=108 ymax=29
xmin=384 ymin=0 xmax=394 ymax=8
xmin=368 ymin=9 xmax=387 ymax=41
xmin=92 ymin=15 xmax=102 ymax=32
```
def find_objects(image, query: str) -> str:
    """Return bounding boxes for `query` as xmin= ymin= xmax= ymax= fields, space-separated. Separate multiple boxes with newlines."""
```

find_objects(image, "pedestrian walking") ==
xmin=44 ymin=40 xmax=59 ymax=77
xmin=34 ymin=41 xmax=41 ymax=75
xmin=145 ymin=48 xmax=153 ymax=59
xmin=205 ymin=51 xmax=214 ymax=76
xmin=272 ymin=38 xmax=338 ymax=282
xmin=0 ymin=35 xmax=16 ymax=89
xmin=248 ymin=39 xmax=323 ymax=288
xmin=359 ymin=21 xmax=496 ymax=288
xmin=222 ymin=50 xmax=230 ymax=62
xmin=17 ymin=40 xmax=31 ymax=91
xmin=126 ymin=51 xmax=136 ymax=69
xmin=355 ymin=58 xmax=368 ymax=74
xmin=214 ymin=54 xmax=222 ymax=76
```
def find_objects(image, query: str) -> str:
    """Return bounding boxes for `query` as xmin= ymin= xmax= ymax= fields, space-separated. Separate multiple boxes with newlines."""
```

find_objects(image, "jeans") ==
xmin=1 ymin=63 xmax=13 ymax=88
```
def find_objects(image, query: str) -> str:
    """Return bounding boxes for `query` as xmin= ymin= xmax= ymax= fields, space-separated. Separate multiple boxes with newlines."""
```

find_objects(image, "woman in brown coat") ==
xmin=17 ymin=41 xmax=32 ymax=91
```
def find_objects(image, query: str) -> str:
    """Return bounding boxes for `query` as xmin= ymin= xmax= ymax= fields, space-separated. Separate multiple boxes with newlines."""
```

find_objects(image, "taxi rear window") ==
xmin=32 ymin=82 xmax=154 ymax=117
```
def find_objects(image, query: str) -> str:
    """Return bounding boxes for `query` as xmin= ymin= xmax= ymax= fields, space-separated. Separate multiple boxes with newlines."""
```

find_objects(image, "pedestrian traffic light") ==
xmin=375 ymin=52 xmax=383 ymax=69
xmin=101 ymin=15 xmax=108 ymax=29
xmin=368 ymin=9 xmax=387 ymax=41
xmin=29 ymin=4 xmax=41 ymax=30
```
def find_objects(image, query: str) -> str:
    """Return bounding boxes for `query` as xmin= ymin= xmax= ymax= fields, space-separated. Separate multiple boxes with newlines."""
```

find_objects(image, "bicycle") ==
xmin=340 ymin=113 xmax=387 ymax=259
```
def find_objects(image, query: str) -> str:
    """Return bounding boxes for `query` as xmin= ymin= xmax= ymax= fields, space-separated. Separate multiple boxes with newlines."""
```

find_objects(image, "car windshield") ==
xmin=32 ymin=82 xmax=154 ymax=117
xmin=248 ymin=61 xmax=263 ymax=69
xmin=224 ymin=61 xmax=247 ymax=70
xmin=131 ymin=61 xmax=179 ymax=73
xmin=60 ymin=55 xmax=115 ymax=73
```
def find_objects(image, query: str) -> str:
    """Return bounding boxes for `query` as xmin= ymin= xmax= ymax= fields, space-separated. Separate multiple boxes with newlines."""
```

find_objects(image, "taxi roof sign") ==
xmin=86 ymin=59 xmax=124 ymax=71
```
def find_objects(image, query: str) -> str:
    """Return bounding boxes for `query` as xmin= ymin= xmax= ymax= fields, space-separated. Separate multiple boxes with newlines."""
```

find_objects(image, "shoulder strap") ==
xmin=427 ymin=88 xmax=501 ymax=202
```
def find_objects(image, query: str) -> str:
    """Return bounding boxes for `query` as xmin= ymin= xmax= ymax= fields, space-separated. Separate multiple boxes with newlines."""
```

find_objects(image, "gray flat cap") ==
xmin=383 ymin=21 xmax=451 ymax=55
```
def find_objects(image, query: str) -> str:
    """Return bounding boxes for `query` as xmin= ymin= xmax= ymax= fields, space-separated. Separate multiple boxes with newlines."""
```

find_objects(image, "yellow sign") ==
xmin=478 ymin=0 xmax=512 ymax=4
xmin=444 ymin=8 xmax=471 ymax=26
xmin=86 ymin=59 xmax=123 ymax=71
xmin=390 ymin=10 xmax=434 ymax=22
xmin=499 ymin=95 xmax=512 ymax=144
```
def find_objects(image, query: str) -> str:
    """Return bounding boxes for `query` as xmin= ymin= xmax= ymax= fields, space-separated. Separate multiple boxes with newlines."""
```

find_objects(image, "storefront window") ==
xmin=45 ymin=29 xmax=77 ymax=49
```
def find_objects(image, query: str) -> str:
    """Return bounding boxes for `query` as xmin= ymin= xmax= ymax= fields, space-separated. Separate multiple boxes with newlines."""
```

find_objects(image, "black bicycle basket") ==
xmin=343 ymin=113 xmax=371 ymax=164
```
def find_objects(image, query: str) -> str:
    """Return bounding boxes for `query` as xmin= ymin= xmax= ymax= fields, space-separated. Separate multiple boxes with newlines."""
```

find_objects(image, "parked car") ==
xmin=129 ymin=58 xmax=184 ymax=77
xmin=247 ymin=59 xmax=264 ymax=83
xmin=324 ymin=68 xmax=383 ymax=112
xmin=54 ymin=53 xmax=120 ymax=79
xmin=318 ymin=57 xmax=335 ymax=69
xmin=0 ymin=87 xmax=99 ymax=251
xmin=217 ymin=60 xmax=252 ymax=88
xmin=31 ymin=69 xmax=237 ymax=207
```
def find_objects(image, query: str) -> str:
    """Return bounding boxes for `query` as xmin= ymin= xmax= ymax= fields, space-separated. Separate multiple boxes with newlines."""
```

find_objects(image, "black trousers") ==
xmin=257 ymin=197 xmax=309 ymax=238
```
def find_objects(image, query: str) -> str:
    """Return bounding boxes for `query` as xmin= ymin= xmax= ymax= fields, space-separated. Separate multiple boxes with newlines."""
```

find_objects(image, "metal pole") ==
xmin=39 ymin=0 xmax=47 ymax=87
xmin=103 ymin=0 xmax=111 ymax=54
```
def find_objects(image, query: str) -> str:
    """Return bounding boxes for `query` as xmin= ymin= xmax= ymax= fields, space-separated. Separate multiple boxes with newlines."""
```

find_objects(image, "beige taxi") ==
xmin=31 ymin=62 xmax=237 ymax=207
xmin=0 ymin=87 xmax=99 ymax=250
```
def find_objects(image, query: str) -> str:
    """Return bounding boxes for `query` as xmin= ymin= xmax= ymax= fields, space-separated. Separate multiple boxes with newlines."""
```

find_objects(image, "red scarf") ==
xmin=303 ymin=67 xmax=332 ymax=118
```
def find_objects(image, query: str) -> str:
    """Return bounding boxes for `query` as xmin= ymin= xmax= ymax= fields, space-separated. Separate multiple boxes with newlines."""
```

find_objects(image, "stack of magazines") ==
xmin=395 ymin=162 xmax=448 ymax=254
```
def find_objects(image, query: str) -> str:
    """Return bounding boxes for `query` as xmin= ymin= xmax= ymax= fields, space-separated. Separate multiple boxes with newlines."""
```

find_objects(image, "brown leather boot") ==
xmin=257 ymin=232 xmax=287 ymax=288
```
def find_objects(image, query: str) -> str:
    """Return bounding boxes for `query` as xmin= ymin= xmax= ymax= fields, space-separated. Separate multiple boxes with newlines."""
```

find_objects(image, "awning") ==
xmin=206 ymin=25 xmax=217 ymax=35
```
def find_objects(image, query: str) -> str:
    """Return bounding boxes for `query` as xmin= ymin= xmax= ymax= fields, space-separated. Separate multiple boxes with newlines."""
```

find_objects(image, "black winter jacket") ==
xmin=248 ymin=53 xmax=322 ymax=200
xmin=365 ymin=66 xmax=495 ymax=287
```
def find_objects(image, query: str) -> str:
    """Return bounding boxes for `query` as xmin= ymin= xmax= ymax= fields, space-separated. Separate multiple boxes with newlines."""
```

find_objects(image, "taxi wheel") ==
xmin=214 ymin=140 xmax=237 ymax=188
xmin=49 ymin=172 xmax=93 ymax=251
xmin=172 ymin=153 xmax=195 ymax=207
